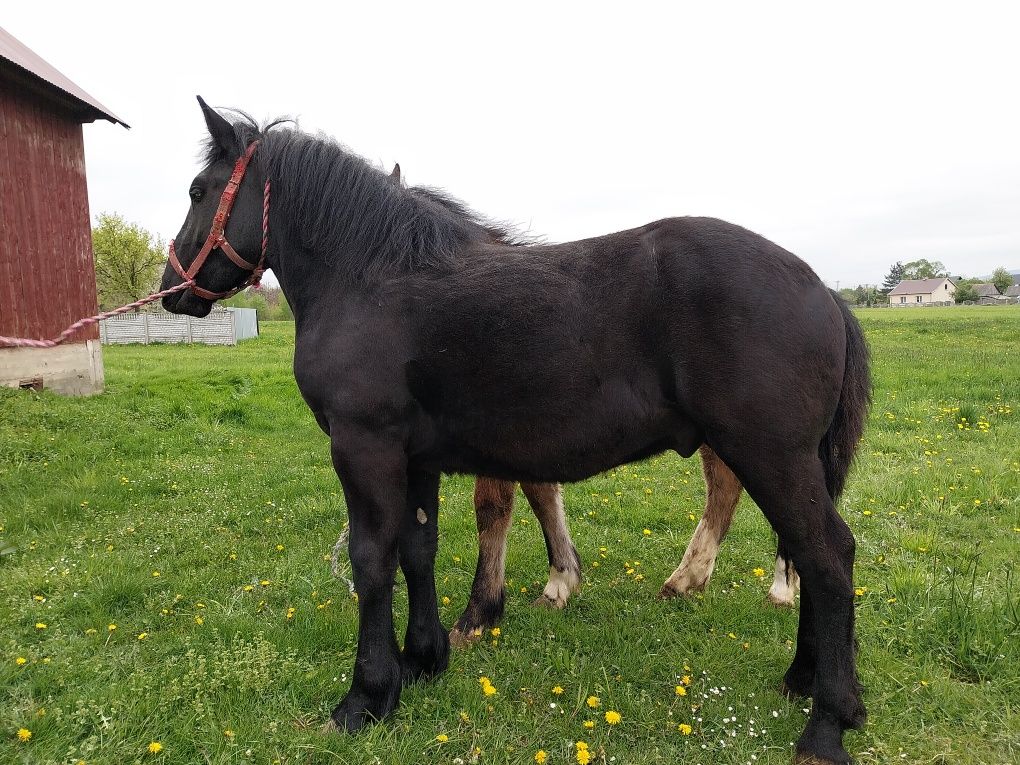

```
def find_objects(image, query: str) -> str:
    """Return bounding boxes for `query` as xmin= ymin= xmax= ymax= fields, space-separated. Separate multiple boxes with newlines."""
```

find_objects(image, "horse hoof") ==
xmin=532 ymin=593 xmax=567 ymax=610
xmin=768 ymin=590 xmax=797 ymax=608
xmin=658 ymin=580 xmax=703 ymax=599
xmin=449 ymin=626 xmax=483 ymax=649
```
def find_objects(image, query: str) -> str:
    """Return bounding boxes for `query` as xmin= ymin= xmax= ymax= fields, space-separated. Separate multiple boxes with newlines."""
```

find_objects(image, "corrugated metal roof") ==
xmin=0 ymin=25 xmax=128 ymax=127
xmin=888 ymin=278 xmax=953 ymax=295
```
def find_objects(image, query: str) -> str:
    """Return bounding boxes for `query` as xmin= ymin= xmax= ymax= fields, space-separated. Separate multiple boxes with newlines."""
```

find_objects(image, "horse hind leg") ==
xmin=660 ymin=445 xmax=742 ymax=598
xmin=521 ymin=482 xmax=581 ymax=609
xmin=721 ymin=441 xmax=864 ymax=764
xmin=450 ymin=477 xmax=515 ymax=647
xmin=767 ymin=538 xmax=801 ymax=607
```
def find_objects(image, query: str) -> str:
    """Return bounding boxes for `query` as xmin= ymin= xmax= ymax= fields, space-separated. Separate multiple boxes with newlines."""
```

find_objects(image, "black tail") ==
xmin=820 ymin=290 xmax=871 ymax=501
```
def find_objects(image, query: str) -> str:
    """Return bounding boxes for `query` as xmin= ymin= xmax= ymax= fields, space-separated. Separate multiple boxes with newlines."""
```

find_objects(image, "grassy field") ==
xmin=2 ymin=307 xmax=1018 ymax=765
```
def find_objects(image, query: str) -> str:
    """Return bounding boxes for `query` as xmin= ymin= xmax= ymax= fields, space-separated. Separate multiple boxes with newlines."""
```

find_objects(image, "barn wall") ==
xmin=0 ymin=82 xmax=99 ymax=341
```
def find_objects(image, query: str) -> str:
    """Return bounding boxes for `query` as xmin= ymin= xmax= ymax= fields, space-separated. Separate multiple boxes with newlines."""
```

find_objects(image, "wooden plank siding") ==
xmin=0 ymin=82 xmax=99 ymax=341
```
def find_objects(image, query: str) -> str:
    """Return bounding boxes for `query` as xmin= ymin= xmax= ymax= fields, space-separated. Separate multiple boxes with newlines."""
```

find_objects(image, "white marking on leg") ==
xmin=541 ymin=565 xmax=579 ymax=609
xmin=661 ymin=518 xmax=720 ymax=596
xmin=416 ymin=507 xmax=427 ymax=524
xmin=767 ymin=554 xmax=797 ymax=606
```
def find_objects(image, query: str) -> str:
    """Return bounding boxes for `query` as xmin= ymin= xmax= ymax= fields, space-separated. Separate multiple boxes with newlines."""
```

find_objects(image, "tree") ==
xmin=991 ymin=267 xmax=1014 ymax=294
xmin=92 ymin=213 xmax=166 ymax=309
xmin=954 ymin=282 xmax=978 ymax=303
xmin=881 ymin=262 xmax=906 ymax=294
xmin=901 ymin=259 xmax=948 ymax=280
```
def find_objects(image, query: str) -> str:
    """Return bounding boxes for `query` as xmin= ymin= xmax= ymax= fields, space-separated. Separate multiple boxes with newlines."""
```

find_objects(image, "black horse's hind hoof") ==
xmin=794 ymin=713 xmax=852 ymax=765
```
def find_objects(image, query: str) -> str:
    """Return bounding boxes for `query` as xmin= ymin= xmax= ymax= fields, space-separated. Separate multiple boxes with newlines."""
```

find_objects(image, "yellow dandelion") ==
xmin=678 ymin=723 xmax=693 ymax=735
xmin=586 ymin=695 xmax=600 ymax=708
xmin=583 ymin=720 xmax=595 ymax=729
xmin=108 ymin=623 xmax=117 ymax=632
xmin=147 ymin=741 xmax=163 ymax=754
xmin=152 ymin=571 xmax=160 ymax=577
xmin=727 ymin=632 xmax=737 ymax=639
xmin=16 ymin=657 xmax=27 ymax=666
xmin=643 ymin=528 xmax=651 ymax=535
xmin=752 ymin=568 xmax=765 ymax=578
xmin=223 ymin=729 xmax=234 ymax=738
xmin=436 ymin=734 xmax=449 ymax=742
xmin=442 ymin=596 xmax=451 ymax=606
xmin=194 ymin=615 xmax=204 ymax=625
xmin=137 ymin=632 xmax=148 ymax=641
xmin=276 ymin=544 xmax=285 ymax=551
xmin=681 ymin=674 xmax=691 ymax=685
xmin=552 ymin=685 xmax=564 ymax=695
xmin=17 ymin=727 xmax=32 ymax=742
xmin=605 ymin=710 xmax=621 ymax=725
xmin=535 ymin=750 xmax=548 ymax=764
xmin=490 ymin=627 xmax=501 ymax=637
xmin=576 ymin=745 xmax=591 ymax=764
xmin=483 ymin=683 xmax=497 ymax=696
xmin=35 ymin=623 xmax=47 ymax=630
xmin=675 ymin=685 xmax=687 ymax=696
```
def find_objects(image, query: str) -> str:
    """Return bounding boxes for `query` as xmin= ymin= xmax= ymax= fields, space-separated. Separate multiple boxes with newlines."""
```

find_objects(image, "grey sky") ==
xmin=6 ymin=1 xmax=1019 ymax=288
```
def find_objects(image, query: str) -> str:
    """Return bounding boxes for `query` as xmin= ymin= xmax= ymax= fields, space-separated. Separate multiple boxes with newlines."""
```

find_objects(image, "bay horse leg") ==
xmin=659 ymin=445 xmax=742 ymax=598
xmin=720 ymin=441 xmax=864 ymax=764
xmin=327 ymin=435 xmax=407 ymax=732
xmin=768 ymin=538 xmax=801 ymax=607
xmin=450 ymin=477 xmax=515 ymax=647
xmin=399 ymin=469 xmax=449 ymax=684
xmin=521 ymin=482 xmax=582 ymax=609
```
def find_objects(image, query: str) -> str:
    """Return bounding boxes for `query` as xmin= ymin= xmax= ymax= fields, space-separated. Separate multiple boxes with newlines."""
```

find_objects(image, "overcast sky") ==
xmin=5 ymin=1 xmax=1019 ymax=288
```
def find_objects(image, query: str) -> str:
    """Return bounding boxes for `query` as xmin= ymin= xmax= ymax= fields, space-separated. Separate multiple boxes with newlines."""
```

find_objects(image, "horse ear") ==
xmin=196 ymin=95 xmax=235 ymax=153
xmin=390 ymin=163 xmax=402 ymax=184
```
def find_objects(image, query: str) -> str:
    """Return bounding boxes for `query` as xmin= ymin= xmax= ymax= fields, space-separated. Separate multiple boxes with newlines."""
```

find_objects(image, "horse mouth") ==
xmin=161 ymin=288 xmax=213 ymax=317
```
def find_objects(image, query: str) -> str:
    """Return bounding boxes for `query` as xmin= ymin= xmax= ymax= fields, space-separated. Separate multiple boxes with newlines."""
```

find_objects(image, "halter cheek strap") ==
xmin=168 ymin=140 xmax=270 ymax=300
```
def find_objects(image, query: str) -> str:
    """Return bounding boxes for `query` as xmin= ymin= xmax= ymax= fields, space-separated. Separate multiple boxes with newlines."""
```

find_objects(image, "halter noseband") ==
xmin=168 ymin=140 xmax=270 ymax=300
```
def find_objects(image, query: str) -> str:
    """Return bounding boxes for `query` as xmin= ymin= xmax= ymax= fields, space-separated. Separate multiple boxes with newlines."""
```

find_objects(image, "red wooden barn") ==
xmin=0 ymin=25 xmax=127 ymax=395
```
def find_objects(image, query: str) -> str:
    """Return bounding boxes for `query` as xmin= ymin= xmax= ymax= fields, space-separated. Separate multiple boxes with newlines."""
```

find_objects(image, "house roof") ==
xmin=0 ymin=25 xmax=128 ymax=127
xmin=888 ymin=278 xmax=953 ymax=296
xmin=972 ymin=283 xmax=1001 ymax=297
xmin=1005 ymin=284 xmax=1020 ymax=297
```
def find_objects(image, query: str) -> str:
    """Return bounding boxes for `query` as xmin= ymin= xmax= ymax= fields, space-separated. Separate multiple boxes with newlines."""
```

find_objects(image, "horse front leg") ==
xmin=400 ymin=469 xmax=449 ymax=683
xmin=328 ymin=434 xmax=406 ymax=733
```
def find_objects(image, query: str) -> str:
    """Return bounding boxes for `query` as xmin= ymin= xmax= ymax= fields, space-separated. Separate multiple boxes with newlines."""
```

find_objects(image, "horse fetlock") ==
xmin=793 ymin=711 xmax=851 ymax=765
xmin=402 ymin=624 xmax=450 ymax=684
xmin=536 ymin=565 xmax=579 ymax=609
xmin=660 ymin=565 xmax=711 ymax=598
xmin=329 ymin=680 xmax=401 ymax=734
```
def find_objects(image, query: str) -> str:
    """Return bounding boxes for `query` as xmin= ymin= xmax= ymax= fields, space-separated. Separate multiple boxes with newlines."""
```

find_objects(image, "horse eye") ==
xmin=190 ymin=187 xmax=204 ymax=203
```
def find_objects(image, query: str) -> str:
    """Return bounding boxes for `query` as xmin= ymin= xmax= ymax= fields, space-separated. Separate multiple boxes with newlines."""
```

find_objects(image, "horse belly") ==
xmin=417 ymin=383 xmax=699 ymax=483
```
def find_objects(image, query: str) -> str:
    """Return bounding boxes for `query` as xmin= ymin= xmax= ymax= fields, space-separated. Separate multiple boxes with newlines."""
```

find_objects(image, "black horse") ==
xmin=162 ymin=98 xmax=871 ymax=765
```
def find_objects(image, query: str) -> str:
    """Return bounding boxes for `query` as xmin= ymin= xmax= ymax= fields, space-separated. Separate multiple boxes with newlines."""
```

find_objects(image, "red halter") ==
xmin=168 ymin=141 xmax=270 ymax=300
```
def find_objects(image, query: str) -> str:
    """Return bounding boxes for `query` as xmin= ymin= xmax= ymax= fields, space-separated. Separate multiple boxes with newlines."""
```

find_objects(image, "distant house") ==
xmin=1005 ymin=283 xmax=1020 ymax=299
xmin=972 ymin=283 xmax=1008 ymax=305
xmin=888 ymin=278 xmax=956 ymax=306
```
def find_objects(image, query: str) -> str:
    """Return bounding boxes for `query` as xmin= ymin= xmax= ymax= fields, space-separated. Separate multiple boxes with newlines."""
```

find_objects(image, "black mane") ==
xmin=207 ymin=110 xmax=534 ymax=280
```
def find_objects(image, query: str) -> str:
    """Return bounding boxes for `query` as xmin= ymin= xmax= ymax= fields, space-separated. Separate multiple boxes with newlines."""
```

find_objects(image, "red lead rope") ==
xmin=0 ymin=142 xmax=269 ymax=350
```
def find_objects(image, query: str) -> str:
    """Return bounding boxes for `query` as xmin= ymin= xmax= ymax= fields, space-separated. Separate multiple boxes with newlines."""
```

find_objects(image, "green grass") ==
xmin=1 ymin=307 xmax=1018 ymax=764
